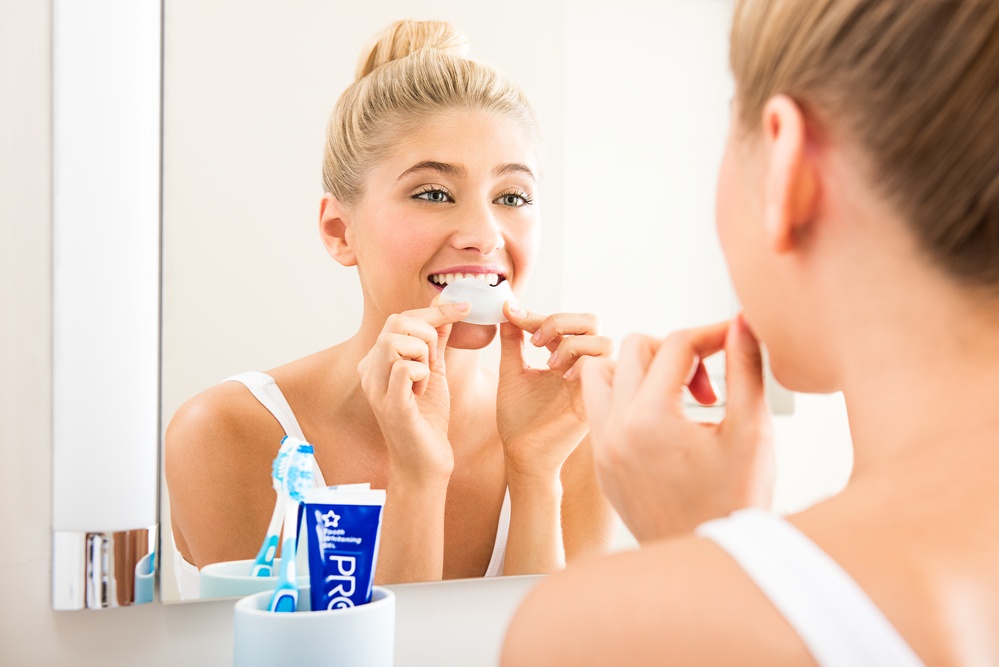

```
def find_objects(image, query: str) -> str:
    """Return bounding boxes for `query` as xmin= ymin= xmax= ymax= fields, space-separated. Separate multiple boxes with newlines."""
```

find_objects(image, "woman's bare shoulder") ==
xmin=501 ymin=533 xmax=814 ymax=667
xmin=165 ymin=380 xmax=288 ymax=565
xmin=166 ymin=381 xmax=279 ymax=457
xmin=789 ymin=477 xmax=999 ymax=665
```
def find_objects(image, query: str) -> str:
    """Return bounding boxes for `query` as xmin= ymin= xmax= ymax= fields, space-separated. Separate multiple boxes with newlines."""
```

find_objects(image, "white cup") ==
xmin=199 ymin=558 xmax=309 ymax=599
xmin=233 ymin=585 xmax=395 ymax=667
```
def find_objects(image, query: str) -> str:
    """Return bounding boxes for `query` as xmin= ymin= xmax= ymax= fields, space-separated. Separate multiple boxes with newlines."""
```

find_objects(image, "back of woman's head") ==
xmin=730 ymin=0 xmax=999 ymax=289
xmin=323 ymin=20 xmax=540 ymax=206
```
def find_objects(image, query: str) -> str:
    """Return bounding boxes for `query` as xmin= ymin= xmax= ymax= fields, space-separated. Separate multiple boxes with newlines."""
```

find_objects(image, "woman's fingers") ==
xmin=498 ymin=321 xmax=528 ymax=374
xmin=403 ymin=300 xmax=471 ymax=328
xmin=502 ymin=303 xmax=609 ymax=378
xmin=721 ymin=314 xmax=767 ymax=423
xmin=580 ymin=357 xmax=615 ymax=435
xmin=387 ymin=359 xmax=432 ymax=402
xmin=504 ymin=304 xmax=600 ymax=351
xmin=608 ymin=334 xmax=660 ymax=413
xmin=634 ymin=321 xmax=730 ymax=417
xmin=360 ymin=333 xmax=430 ymax=397
xmin=393 ymin=302 xmax=470 ymax=363
xmin=687 ymin=360 xmax=718 ymax=406
xmin=359 ymin=301 xmax=469 ymax=401
xmin=546 ymin=334 xmax=614 ymax=376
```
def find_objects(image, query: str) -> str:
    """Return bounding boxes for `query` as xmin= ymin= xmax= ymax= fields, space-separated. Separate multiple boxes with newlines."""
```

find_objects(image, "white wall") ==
xmin=565 ymin=0 xmax=737 ymax=337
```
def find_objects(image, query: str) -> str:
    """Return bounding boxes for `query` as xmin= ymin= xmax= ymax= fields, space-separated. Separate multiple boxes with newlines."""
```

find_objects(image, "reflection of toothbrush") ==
xmin=268 ymin=439 xmax=315 ymax=613
xmin=250 ymin=437 xmax=297 ymax=577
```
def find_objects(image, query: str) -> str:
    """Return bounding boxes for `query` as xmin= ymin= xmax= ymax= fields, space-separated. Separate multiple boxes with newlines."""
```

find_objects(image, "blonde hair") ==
xmin=322 ymin=20 xmax=541 ymax=206
xmin=731 ymin=0 xmax=999 ymax=287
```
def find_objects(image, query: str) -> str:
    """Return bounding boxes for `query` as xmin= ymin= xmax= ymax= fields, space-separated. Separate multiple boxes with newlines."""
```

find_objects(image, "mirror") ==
xmin=161 ymin=0 xmax=846 ymax=604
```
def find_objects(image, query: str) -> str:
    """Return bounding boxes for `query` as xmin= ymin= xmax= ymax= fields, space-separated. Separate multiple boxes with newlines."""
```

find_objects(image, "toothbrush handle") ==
xmin=268 ymin=497 xmax=301 ymax=613
xmin=280 ymin=497 xmax=300 ymax=578
xmin=250 ymin=492 xmax=285 ymax=577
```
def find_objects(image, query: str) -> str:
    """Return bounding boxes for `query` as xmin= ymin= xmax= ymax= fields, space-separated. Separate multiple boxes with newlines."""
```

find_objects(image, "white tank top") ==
xmin=696 ymin=508 xmax=925 ymax=667
xmin=173 ymin=371 xmax=511 ymax=599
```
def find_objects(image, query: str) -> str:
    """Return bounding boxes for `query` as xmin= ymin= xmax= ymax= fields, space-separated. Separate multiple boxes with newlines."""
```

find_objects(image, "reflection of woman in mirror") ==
xmin=504 ymin=0 xmax=999 ymax=664
xmin=166 ymin=19 xmax=615 ymax=596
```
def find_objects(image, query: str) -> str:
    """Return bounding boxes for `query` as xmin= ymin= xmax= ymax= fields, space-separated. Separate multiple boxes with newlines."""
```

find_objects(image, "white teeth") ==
xmin=430 ymin=272 xmax=504 ymax=286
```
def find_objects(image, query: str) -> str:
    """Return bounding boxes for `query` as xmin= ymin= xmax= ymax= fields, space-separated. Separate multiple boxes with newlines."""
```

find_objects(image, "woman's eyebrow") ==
xmin=396 ymin=160 xmax=465 ymax=181
xmin=495 ymin=163 xmax=536 ymax=181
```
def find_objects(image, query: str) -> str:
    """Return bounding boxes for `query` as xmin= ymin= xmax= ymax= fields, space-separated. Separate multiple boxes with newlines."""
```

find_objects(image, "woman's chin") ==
xmin=447 ymin=322 xmax=498 ymax=349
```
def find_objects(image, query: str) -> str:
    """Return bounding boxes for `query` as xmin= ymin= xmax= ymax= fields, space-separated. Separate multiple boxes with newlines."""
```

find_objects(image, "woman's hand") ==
xmin=497 ymin=304 xmax=614 ymax=481
xmin=357 ymin=300 xmax=471 ymax=484
xmin=580 ymin=315 xmax=775 ymax=543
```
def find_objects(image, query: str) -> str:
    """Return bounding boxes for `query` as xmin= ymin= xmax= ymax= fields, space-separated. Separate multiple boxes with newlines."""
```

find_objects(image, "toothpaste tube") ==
xmin=304 ymin=485 xmax=385 ymax=611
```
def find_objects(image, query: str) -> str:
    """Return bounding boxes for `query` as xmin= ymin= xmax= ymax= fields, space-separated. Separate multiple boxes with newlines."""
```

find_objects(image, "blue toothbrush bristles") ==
xmin=271 ymin=436 xmax=297 ymax=484
xmin=285 ymin=443 xmax=315 ymax=502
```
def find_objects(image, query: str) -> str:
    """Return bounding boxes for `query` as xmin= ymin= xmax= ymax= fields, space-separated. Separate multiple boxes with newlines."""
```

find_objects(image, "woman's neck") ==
xmin=837 ymin=286 xmax=999 ymax=480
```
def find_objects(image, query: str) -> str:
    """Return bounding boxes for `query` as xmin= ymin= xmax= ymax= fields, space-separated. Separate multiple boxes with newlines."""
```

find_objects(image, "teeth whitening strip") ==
xmin=439 ymin=277 xmax=516 ymax=325
xmin=304 ymin=486 xmax=385 ymax=611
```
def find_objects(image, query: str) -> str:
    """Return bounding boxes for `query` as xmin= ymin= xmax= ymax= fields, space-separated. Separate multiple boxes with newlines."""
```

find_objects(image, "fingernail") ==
xmin=507 ymin=301 xmax=522 ymax=315
xmin=454 ymin=302 xmax=471 ymax=312
xmin=531 ymin=330 xmax=542 ymax=344
xmin=563 ymin=366 xmax=575 ymax=381
xmin=547 ymin=351 xmax=558 ymax=367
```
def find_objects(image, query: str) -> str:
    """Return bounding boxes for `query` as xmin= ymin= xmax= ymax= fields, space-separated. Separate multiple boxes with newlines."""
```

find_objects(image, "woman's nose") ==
xmin=451 ymin=204 xmax=505 ymax=255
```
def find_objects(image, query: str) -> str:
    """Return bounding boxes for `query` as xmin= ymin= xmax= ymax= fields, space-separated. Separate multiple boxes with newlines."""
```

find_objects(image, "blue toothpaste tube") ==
xmin=304 ymin=485 xmax=385 ymax=611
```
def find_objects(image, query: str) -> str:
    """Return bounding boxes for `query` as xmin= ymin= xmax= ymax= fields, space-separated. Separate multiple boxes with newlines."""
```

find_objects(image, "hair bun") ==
xmin=355 ymin=19 xmax=469 ymax=81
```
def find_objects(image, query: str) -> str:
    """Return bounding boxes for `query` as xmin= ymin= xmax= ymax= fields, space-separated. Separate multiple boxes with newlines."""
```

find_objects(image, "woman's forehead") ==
xmin=378 ymin=109 xmax=541 ymax=179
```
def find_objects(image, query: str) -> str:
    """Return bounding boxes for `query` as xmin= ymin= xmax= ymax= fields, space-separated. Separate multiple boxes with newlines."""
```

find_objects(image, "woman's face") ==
xmin=715 ymin=104 xmax=797 ymax=385
xmin=716 ymin=104 xmax=768 ymax=328
xmin=715 ymin=102 xmax=831 ymax=392
xmin=349 ymin=108 xmax=541 ymax=348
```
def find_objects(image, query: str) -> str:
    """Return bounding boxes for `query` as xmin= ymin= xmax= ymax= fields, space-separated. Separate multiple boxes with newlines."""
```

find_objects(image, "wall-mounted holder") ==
xmin=51 ymin=0 xmax=162 ymax=610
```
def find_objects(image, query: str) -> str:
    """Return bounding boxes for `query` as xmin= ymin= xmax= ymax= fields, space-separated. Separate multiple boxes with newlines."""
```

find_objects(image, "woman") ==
xmin=503 ymin=0 xmax=999 ymax=664
xmin=165 ymin=20 xmax=615 ymax=594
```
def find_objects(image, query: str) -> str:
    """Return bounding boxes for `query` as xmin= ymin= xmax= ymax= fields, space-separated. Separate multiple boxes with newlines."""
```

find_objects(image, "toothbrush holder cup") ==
xmin=233 ymin=585 xmax=395 ymax=667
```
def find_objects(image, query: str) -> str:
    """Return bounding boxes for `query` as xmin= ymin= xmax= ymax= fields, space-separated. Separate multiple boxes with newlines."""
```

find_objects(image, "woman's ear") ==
xmin=319 ymin=193 xmax=357 ymax=267
xmin=761 ymin=95 xmax=820 ymax=254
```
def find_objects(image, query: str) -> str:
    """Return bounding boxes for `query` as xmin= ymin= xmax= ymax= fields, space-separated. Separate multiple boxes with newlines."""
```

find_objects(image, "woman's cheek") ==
xmin=715 ymin=145 xmax=739 ymax=261
xmin=510 ymin=221 xmax=541 ymax=294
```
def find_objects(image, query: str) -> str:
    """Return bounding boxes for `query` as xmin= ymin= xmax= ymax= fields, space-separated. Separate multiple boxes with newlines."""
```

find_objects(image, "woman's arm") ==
xmin=357 ymin=301 xmax=471 ymax=583
xmin=497 ymin=305 xmax=614 ymax=574
xmin=560 ymin=434 xmax=616 ymax=562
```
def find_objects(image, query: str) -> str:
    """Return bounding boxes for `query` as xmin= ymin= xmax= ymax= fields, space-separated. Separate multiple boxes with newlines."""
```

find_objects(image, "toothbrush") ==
xmin=250 ymin=436 xmax=297 ymax=577
xmin=268 ymin=439 xmax=315 ymax=613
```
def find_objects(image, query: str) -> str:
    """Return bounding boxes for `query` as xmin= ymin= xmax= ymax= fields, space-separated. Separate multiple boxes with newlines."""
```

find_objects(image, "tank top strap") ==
xmin=696 ymin=508 xmax=924 ymax=667
xmin=222 ymin=371 xmax=326 ymax=487
xmin=484 ymin=487 xmax=510 ymax=577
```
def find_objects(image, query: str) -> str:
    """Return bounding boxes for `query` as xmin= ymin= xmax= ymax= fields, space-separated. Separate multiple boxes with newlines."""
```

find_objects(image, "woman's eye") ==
xmin=413 ymin=188 xmax=453 ymax=203
xmin=496 ymin=192 xmax=533 ymax=207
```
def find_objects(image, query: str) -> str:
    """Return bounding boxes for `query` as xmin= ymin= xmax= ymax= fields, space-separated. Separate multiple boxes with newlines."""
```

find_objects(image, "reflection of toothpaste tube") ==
xmin=304 ymin=485 xmax=385 ymax=611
